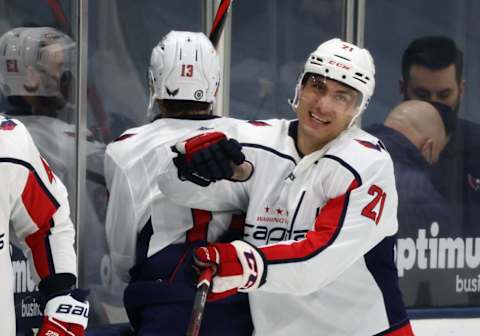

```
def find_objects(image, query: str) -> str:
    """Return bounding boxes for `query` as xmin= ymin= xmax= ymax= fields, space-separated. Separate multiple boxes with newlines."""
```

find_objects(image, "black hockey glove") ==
xmin=172 ymin=132 xmax=249 ymax=187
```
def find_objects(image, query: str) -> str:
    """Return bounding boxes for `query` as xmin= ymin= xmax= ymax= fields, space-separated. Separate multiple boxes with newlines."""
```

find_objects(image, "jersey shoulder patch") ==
xmin=355 ymin=139 xmax=386 ymax=152
xmin=323 ymin=129 xmax=392 ymax=178
xmin=247 ymin=120 xmax=272 ymax=127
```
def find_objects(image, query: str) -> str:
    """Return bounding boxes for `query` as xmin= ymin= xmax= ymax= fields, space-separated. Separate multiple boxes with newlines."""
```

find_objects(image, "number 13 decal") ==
xmin=181 ymin=64 xmax=194 ymax=77
xmin=361 ymin=185 xmax=386 ymax=224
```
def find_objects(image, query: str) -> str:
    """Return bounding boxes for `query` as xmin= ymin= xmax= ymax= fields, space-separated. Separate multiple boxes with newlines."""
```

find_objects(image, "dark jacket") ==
xmin=432 ymin=118 xmax=480 ymax=235
xmin=366 ymin=124 xmax=453 ymax=237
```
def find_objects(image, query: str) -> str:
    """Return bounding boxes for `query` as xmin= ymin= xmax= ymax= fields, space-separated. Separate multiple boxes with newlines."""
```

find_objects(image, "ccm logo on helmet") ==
xmin=328 ymin=60 xmax=351 ymax=70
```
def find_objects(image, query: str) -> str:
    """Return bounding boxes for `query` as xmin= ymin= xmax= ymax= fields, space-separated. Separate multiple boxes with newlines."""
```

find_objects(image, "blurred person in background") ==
xmin=366 ymin=100 xmax=452 ymax=236
xmin=400 ymin=36 xmax=480 ymax=234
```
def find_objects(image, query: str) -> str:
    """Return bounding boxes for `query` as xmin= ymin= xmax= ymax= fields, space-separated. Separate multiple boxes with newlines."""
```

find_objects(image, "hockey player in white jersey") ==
xmin=0 ymin=115 xmax=88 ymax=335
xmin=0 ymin=26 xmax=108 ymax=323
xmin=104 ymin=31 xmax=253 ymax=335
xmin=158 ymin=38 xmax=414 ymax=335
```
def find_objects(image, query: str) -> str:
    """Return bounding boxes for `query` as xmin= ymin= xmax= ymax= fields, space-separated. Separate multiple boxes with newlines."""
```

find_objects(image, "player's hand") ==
xmin=38 ymin=288 xmax=89 ymax=336
xmin=172 ymin=132 xmax=253 ymax=186
xmin=194 ymin=240 xmax=266 ymax=301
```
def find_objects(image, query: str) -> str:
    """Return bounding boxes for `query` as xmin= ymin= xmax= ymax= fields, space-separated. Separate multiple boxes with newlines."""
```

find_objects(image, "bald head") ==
xmin=384 ymin=100 xmax=447 ymax=164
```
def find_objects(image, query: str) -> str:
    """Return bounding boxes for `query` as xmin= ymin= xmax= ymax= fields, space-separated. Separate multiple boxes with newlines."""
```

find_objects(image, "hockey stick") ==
xmin=208 ymin=0 xmax=233 ymax=48
xmin=209 ymin=0 xmax=253 ymax=178
xmin=186 ymin=268 xmax=214 ymax=336
xmin=185 ymin=3 xmax=234 ymax=331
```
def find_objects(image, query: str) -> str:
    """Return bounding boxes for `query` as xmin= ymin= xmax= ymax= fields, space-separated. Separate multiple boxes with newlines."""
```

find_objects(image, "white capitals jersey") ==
xmin=11 ymin=115 xmax=107 ymax=286
xmin=11 ymin=115 xmax=106 ymax=203
xmin=158 ymin=120 xmax=411 ymax=336
xmin=105 ymin=116 xmax=252 ymax=282
xmin=0 ymin=116 xmax=76 ymax=336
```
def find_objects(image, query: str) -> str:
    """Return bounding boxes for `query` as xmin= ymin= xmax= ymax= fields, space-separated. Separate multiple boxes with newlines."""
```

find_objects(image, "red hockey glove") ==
xmin=172 ymin=132 xmax=253 ymax=186
xmin=38 ymin=289 xmax=89 ymax=336
xmin=194 ymin=240 xmax=266 ymax=301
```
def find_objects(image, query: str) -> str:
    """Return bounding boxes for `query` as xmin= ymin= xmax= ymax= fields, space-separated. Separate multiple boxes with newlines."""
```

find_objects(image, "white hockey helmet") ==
xmin=147 ymin=30 xmax=220 ymax=121
xmin=291 ymin=38 xmax=375 ymax=123
xmin=0 ymin=27 xmax=75 ymax=97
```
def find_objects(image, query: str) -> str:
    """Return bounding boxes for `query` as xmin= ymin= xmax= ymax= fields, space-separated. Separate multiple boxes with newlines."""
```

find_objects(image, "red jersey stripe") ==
xmin=22 ymin=170 xmax=59 ymax=278
xmin=262 ymin=179 xmax=360 ymax=263
xmin=186 ymin=209 xmax=213 ymax=242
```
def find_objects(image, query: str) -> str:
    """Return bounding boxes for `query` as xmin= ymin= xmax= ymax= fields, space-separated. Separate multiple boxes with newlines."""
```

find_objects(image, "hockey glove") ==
xmin=172 ymin=132 xmax=253 ymax=186
xmin=38 ymin=288 xmax=89 ymax=336
xmin=194 ymin=240 xmax=266 ymax=301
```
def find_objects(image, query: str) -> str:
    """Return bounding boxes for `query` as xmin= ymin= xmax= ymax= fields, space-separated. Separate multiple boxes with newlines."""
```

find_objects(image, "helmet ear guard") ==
xmin=147 ymin=30 xmax=220 ymax=121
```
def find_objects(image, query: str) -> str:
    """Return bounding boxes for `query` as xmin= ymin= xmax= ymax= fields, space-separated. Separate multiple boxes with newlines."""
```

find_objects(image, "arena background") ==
xmin=0 ymin=1 xmax=479 ymax=335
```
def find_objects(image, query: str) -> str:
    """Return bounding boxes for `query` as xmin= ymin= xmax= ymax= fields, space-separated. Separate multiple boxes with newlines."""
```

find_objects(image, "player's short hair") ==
xmin=158 ymin=99 xmax=210 ymax=117
xmin=402 ymin=36 xmax=463 ymax=83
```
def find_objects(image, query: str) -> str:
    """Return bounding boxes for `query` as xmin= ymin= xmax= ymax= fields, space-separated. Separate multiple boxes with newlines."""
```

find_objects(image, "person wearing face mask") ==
xmin=400 ymin=36 xmax=480 ymax=234
xmin=365 ymin=100 xmax=453 ymax=236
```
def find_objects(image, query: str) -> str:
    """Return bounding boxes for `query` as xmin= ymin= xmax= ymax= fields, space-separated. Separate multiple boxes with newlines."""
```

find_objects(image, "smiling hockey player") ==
xmin=158 ymin=38 xmax=414 ymax=336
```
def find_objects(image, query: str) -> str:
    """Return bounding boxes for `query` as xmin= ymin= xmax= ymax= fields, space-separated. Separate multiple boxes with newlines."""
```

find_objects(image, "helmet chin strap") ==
xmin=288 ymin=72 xmax=308 ymax=111
xmin=347 ymin=107 xmax=363 ymax=128
xmin=349 ymin=92 xmax=369 ymax=127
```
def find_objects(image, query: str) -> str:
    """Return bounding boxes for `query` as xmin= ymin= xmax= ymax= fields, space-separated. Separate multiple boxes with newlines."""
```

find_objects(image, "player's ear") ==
xmin=420 ymin=138 xmax=434 ymax=165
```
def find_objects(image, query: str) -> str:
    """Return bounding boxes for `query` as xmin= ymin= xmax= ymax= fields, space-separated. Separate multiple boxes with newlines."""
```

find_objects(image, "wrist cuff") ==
xmin=232 ymin=240 xmax=267 ymax=292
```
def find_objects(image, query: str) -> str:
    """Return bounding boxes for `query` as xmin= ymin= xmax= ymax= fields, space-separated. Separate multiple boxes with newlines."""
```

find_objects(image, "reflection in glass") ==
xmin=0 ymin=25 xmax=80 ymax=333
xmin=230 ymin=0 xmax=342 ymax=120
xmin=364 ymin=0 xmax=480 ymax=309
